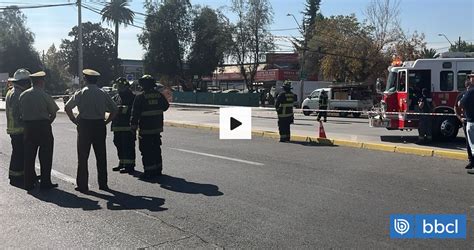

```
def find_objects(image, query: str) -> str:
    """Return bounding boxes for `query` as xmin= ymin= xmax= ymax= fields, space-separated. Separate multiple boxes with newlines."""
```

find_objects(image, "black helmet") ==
xmin=114 ymin=77 xmax=129 ymax=88
xmin=138 ymin=74 xmax=155 ymax=89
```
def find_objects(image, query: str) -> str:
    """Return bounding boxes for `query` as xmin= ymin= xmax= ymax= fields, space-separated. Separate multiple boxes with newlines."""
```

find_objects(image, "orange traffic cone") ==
xmin=319 ymin=121 xmax=327 ymax=138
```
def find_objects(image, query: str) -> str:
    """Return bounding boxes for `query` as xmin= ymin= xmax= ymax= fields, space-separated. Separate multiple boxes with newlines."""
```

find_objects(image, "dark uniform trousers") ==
xmin=113 ymin=131 xmax=136 ymax=168
xmin=463 ymin=122 xmax=473 ymax=162
xmin=77 ymin=119 xmax=107 ymax=189
xmin=139 ymin=134 xmax=162 ymax=174
xmin=9 ymin=134 xmax=24 ymax=184
xmin=23 ymin=120 xmax=54 ymax=188
xmin=317 ymin=106 xmax=328 ymax=121
xmin=278 ymin=117 xmax=292 ymax=141
xmin=418 ymin=115 xmax=433 ymax=139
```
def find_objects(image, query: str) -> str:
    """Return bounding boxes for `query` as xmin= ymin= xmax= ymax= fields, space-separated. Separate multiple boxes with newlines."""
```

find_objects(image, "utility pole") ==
xmin=77 ymin=0 xmax=83 ymax=85
xmin=459 ymin=36 xmax=462 ymax=51
xmin=287 ymin=13 xmax=306 ymax=107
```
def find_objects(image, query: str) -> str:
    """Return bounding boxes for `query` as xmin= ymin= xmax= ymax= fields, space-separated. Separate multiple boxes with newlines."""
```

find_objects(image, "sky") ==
xmin=2 ymin=0 xmax=473 ymax=60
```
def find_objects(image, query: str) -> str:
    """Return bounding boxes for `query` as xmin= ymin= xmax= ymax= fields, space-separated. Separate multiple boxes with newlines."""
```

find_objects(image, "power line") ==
xmin=0 ymin=2 xmax=74 ymax=10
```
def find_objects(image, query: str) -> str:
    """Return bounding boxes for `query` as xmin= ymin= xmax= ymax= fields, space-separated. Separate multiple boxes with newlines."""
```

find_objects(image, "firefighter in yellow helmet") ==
xmin=5 ymin=69 xmax=32 ymax=187
xmin=275 ymin=80 xmax=296 ymax=142
xmin=111 ymin=77 xmax=136 ymax=173
xmin=130 ymin=75 xmax=169 ymax=179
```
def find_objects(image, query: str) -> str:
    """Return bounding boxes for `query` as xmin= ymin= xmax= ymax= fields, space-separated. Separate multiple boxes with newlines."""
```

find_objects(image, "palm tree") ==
xmin=100 ymin=0 xmax=135 ymax=75
xmin=421 ymin=48 xmax=437 ymax=58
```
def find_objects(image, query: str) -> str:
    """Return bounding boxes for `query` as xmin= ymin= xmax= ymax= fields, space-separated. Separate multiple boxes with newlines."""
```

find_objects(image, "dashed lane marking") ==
xmin=169 ymin=148 xmax=264 ymax=166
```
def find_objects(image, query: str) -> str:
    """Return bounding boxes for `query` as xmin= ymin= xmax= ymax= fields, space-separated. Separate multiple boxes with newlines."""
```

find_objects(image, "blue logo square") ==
xmin=390 ymin=214 xmax=415 ymax=238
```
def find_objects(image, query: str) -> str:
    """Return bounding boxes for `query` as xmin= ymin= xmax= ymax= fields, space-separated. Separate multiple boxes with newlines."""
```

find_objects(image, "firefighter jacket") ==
xmin=111 ymin=88 xmax=136 ymax=132
xmin=5 ymin=87 xmax=25 ymax=135
xmin=275 ymin=91 xmax=295 ymax=118
xmin=319 ymin=92 xmax=329 ymax=107
xmin=130 ymin=89 xmax=169 ymax=135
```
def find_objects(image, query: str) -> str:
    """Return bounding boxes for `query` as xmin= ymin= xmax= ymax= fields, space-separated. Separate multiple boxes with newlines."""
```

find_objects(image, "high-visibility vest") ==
xmin=5 ymin=88 xmax=24 ymax=135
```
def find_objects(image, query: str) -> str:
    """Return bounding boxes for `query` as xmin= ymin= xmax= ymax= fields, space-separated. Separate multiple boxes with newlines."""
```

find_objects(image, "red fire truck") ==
xmin=370 ymin=52 xmax=474 ymax=141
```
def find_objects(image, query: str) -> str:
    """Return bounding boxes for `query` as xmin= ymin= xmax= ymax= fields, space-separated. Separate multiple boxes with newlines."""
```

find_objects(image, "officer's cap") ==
xmin=139 ymin=74 xmax=154 ymax=81
xmin=114 ymin=77 xmax=129 ymax=87
xmin=83 ymin=69 xmax=101 ymax=76
xmin=12 ymin=68 xmax=31 ymax=82
xmin=30 ymin=71 xmax=46 ymax=78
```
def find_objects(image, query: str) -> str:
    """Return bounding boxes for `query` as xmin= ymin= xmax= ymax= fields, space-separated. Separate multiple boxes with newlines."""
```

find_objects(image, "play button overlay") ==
xmin=220 ymin=107 xmax=251 ymax=139
xmin=230 ymin=117 xmax=242 ymax=130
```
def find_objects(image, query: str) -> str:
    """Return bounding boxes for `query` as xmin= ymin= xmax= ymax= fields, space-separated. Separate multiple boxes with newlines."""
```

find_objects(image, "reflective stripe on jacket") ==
xmin=275 ymin=91 xmax=295 ymax=118
xmin=131 ymin=89 xmax=169 ymax=135
xmin=5 ymin=88 xmax=24 ymax=135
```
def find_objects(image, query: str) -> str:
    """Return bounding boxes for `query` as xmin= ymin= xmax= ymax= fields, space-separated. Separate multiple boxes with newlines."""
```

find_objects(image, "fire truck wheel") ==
xmin=302 ymin=106 xmax=312 ymax=116
xmin=435 ymin=116 xmax=459 ymax=141
xmin=352 ymin=112 xmax=361 ymax=118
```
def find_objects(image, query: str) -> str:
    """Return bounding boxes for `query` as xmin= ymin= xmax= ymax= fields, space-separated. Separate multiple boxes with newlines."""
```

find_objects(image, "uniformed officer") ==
xmin=131 ymin=75 xmax=169 ymax=179
xmin=65 ymin=69 xmax=118 ymax=192
xmin=111 ymin=77 xmax=136 ymax=174
xmin=417 ymin=88 xmax=434 ymax=144
xmin=5 ymin=69 xmax=31 ymax=187
xmin=275 ymin=81 xmax=296 ymax=142
xmin=317 ymin=89 xmax=329 ymax=122
xmin=19 ymin=71 xmax=60 ymax=190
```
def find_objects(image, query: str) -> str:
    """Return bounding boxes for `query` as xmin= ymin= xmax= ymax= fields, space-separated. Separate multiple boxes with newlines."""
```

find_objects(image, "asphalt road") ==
xmin=0 ymin=112 xmax=472 ymax=248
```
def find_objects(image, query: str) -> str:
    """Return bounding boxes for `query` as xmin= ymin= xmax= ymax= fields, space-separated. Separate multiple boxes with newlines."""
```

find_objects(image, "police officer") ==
xmin=19 ymin=71 xmax=60 ymax=190
xmin=65 ymin=69 xmax=118 ymax=192
xmin=275 ymin=81 xmax=296 ymax=142
xmin=5 ymin=69 xmax=31 ymax=187
xmin=131 ymin=75 xmax=169 ymax=179
xmin=111 ymin=77 xmax=136 ymax=174
xmin=457 ymin=75 xmax=474 ymax=169
xmin=317 ymin=89 xmax=329 ymax=122
xmin=417 ymin=88 xmax=434 ymax=144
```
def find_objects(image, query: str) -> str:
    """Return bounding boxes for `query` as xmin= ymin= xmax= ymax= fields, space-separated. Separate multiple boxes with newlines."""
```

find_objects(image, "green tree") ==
xmin=60 ymin=22 xmax=115 ymax=85
xmin=297 ymin=0 xmax=323 ymax=77
xmin=310 ymin=15 xmax=380 ymax=82
xmin=139 ymin=0 xmax=192 ymax=83
xmin=391 ymin=31 xmax=427 ymax=61
xmin=0 ymin=7 xmax=42 ymax=75
xmin=449 ymin=40 xmax=474 ymax=52
xmin=100 ymin=0 xmax=135 ymax=75
xmin=231 ymin=0 xmax=274 ymax=90
xmin=43 ymin=44 xmax=71 ymax=94
xmin=188 ymin=7 xmax=233 ymax=78
xmin=421 ymin=48 xmax=437 ymax=58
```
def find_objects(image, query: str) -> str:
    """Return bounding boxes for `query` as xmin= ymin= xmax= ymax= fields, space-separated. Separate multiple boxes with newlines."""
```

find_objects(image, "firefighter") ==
xmin=111 ymin=77 xmax=136 ymax=174
xmin=19 ymin=71 xmax=59 ymax=190
xmin=275 ymin=81 xmax=295 ymax=142
xmin=5 ymin=69 xmax=31 ymax=187
xmin=131 ymin=75 xmax=169 ymax=179
xmin=417 ymin=88 xmax=434 ymax=144
xmin=317 ymin=89 xmax=329 ymax=122
xmin=65 ymin=69 xmax=118 ymax=192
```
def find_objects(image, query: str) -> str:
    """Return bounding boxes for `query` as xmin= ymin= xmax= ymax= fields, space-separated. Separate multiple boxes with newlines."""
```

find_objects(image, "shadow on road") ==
xmin=380 ymin=135 xmax=467 ymax=151
xmin=133 ymin=172 xmax=223 ymax=197
xmin=30 ymin=188 xmax=101 ymax=211
xmin=85 ymin=189 xmax=167 ymax=212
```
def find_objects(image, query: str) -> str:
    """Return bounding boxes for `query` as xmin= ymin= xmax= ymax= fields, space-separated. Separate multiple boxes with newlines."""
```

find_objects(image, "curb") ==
xmin=164 ymin=121 xmax=468 ymax=161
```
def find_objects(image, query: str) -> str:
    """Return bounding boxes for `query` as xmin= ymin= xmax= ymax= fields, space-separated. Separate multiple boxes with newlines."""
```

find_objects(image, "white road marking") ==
xmin=169 ymin=148 xmax=264 ymax=166
xmin=35 ymin=163 xmax=90 ymax=188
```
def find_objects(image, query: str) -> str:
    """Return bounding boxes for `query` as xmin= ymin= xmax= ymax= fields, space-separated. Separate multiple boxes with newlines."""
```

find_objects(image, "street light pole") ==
xmin=287 ymin=13 xmax=306 ymax=107
xmin=77 ymin=0 xmax=83 ymax=85
xmin=438 ymin=33 xmax=453 ymax=48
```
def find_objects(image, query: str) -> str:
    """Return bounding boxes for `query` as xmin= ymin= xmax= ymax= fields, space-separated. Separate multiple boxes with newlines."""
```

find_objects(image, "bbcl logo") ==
xmin=390 ymin=214 xmax=466 ymax=239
